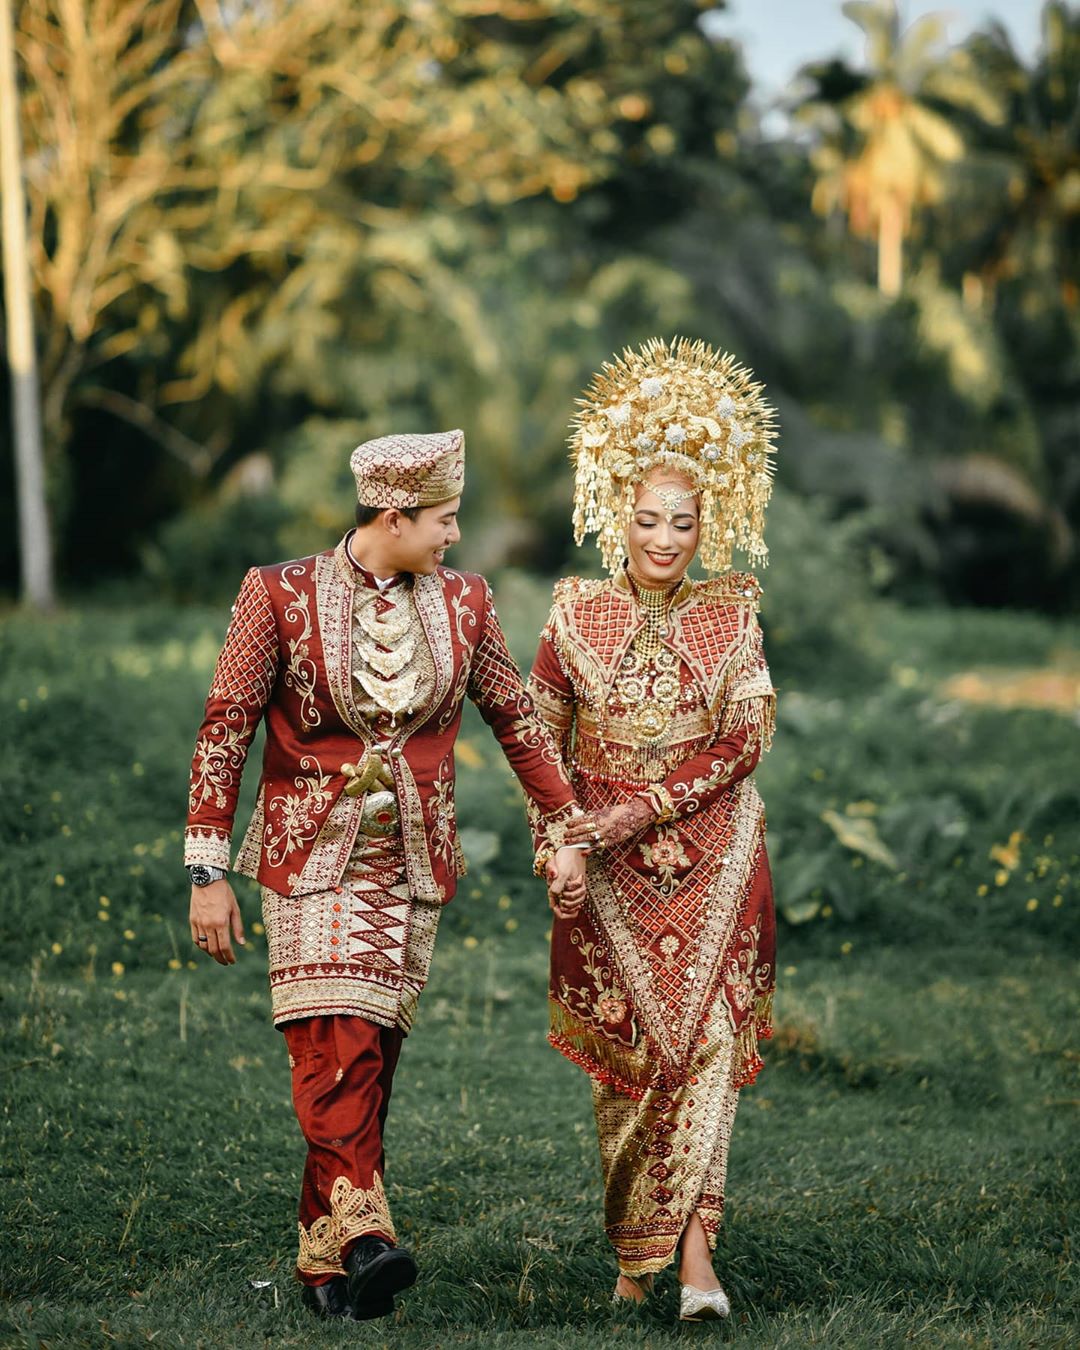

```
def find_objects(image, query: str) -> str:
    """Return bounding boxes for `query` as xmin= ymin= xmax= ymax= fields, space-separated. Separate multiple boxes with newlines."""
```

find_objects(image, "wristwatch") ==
xmin=187 ymin=864 xmax=227 ymax=887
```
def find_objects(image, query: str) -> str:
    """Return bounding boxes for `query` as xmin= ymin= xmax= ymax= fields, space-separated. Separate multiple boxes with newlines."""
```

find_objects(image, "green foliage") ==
xmin=142 ymin=493 xmax=293 ymax=602
xmin=756 ymin=489 xmax=879 ymax=686
xmin=4 ymin=0 xmax=1076 ymax=610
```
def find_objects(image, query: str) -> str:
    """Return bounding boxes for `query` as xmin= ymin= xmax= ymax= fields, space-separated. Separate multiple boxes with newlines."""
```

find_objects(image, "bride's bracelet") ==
xmin=640 ymin=784 xmax=676 ymax=824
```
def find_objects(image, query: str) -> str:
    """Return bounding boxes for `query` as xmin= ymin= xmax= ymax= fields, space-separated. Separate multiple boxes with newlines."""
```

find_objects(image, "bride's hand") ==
xmin=563 ymin=813 xmax=601 ymax=850
xmin=590 ymin=797 xmax=655 ymax=848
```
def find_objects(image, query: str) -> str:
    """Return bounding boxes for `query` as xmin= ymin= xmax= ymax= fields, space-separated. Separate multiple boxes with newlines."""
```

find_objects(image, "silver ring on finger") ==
xmin=196 ymin=935 xmax=209 ymax=944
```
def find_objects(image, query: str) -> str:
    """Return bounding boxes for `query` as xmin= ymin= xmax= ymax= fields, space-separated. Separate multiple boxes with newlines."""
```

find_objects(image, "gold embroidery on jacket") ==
xmin=264 ymin=755 xmax=334 ymax=863
xmin=316 ymin=550 xmax=370 ymax=739
xmin=427 ymin=758 xmax=455 ymax=863
xmin=279 ymin=565 xmax=322 ymax=732
xmin=189 ymin=706 xmax=249 ymax=813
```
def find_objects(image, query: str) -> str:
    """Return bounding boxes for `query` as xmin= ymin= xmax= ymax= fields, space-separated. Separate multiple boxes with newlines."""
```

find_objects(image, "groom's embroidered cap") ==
xmin=350 ymin=430 xmax=465 ymax=510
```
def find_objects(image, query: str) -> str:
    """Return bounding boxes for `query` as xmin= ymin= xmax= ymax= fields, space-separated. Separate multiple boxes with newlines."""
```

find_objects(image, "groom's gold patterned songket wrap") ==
xmin=570 ymin=336 xmax=778 ymax=575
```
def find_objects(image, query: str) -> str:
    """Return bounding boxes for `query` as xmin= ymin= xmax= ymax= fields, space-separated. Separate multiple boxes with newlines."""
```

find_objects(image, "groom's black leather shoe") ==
xmin=300 ymin=1276 xmax=355 ymax=1319
xmin=345 ymin=1235 xmax=417 ymax=1310
xmin=300 ymin=1273 xmax=395 ymax=1322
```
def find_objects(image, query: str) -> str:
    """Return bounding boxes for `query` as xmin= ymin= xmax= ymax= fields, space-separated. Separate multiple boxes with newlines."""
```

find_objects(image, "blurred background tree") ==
xmin=0 ymin=0 xmax=1077 ymax=611
xmin=796 ymin=0 xmax=1001 ymax=297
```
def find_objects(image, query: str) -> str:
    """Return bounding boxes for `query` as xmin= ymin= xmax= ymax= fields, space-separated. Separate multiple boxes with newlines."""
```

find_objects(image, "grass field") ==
xmin=2 ymin=578 xmax=1078 ymax=1348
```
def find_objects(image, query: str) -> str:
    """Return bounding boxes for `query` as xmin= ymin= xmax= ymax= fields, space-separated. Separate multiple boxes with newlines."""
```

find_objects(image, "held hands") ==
xmin=189 ymin=880 xmax=246 ymax=966
xmin=546 ymin=845 xmax=587 ymax=921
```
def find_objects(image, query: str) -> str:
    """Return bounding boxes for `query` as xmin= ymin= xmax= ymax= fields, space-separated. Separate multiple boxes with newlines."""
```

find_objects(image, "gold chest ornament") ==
xmin=352 ymin=586 xmax=420 ymax=721
xmin=614 ymin=574 xmax=692 ymax=744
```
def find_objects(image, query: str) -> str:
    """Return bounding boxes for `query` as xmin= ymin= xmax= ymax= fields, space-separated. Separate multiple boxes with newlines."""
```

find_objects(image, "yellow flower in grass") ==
xmin=1026 ymin=898 xmax=1039 ymax=912
xmin=976 ymin=884 xmax=988 ymax=897
xmin=111 ymin=962 xmax=124 ymax=976
xmin=989 ymin=831 xmax=1023 ymax=872
xmin=51 ymin=942 xmax=63 ymax=955
xmin=994 ymin=870 xmax=1009 ymax=888
xmin=54 ymin=874 xmax=65 ymax=887
xmin=1052 ymin=895 xmax=1063 ymax=908
xmin=840 ymin=942 xmax=853 ymax=955
xmin=463 ymin=936 xmax=479 ymax=950
xmin=168 ymin=958 xmax=182 ymax=971
xmin=252 ymin=922 xmax=265 ymax=935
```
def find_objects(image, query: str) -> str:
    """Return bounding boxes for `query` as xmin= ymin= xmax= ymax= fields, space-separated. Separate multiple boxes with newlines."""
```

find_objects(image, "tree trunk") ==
xmin=0 ymin=0 xmax=54 ymax=609
xmin=877 ymin=194 xmax=903 ymax=298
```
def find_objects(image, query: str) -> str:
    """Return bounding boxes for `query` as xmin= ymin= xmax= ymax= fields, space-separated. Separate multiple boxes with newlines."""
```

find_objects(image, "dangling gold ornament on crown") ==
xmin=570 ymin=336 xmax=779 ymax=575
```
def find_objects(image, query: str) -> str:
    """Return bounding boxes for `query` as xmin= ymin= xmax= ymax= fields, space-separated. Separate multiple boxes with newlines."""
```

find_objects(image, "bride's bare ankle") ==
xmin=614 ymin=1272 xmax=652 ymax=1302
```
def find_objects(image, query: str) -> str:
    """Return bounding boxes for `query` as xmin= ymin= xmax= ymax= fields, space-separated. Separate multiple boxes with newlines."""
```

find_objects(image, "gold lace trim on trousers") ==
xmin=296 ymin=1173 xmax=396 ymax=1277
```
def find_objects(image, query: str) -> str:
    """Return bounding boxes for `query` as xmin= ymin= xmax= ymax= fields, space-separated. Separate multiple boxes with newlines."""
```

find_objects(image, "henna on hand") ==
xmin=592 ymin=795 xmax=655 ymax=848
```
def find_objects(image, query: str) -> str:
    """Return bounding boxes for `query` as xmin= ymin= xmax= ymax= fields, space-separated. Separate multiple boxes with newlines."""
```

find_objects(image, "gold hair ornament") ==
xmin=570 ymin=336 xmax=778 ymax=574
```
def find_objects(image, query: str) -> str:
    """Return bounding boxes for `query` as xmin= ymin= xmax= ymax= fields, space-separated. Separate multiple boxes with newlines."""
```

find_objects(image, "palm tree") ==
xmin=795 ymin=0 xmax=999 ymax=296
xmin=952 ymin=1 xmax=1080 ymax=311
xmin=0 ymin=0 xmax=53 ymax=608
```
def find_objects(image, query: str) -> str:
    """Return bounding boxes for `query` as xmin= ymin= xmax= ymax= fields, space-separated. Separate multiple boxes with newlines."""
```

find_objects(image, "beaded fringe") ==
xmin=551 ymin=991 xmax=774 ymax=1098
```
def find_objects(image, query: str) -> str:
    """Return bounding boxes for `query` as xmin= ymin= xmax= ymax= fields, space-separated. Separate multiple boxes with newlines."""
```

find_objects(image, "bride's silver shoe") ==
xmin=679 ymin=1283 xmax=731 ymax=1321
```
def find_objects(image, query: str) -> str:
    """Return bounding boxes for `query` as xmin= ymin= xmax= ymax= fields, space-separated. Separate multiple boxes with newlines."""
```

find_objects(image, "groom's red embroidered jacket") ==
xmin=184 ymin=536 xmax=577 ymax=902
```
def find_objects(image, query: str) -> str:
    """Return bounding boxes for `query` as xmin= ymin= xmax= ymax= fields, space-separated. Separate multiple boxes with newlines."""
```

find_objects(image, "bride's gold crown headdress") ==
xmin=570 ymin=336 xmax=778 ymax=574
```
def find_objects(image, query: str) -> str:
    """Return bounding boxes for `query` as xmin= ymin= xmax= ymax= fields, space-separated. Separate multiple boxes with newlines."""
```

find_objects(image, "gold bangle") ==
xmin=646 ymin=784 xmax=676 ymax=824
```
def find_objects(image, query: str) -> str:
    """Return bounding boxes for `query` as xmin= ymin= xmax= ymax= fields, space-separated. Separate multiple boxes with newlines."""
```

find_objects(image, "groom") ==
xmin=184 ymin=429 xmax=590 ymax=1320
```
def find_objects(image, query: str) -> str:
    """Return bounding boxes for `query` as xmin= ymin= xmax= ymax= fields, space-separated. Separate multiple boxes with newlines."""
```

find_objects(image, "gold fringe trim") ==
xmin=732 ymin=991 xmax=774 ymax=1090
xmin=295 ymin=1173 xmax=396 ymax=1277
xmin=549 ymin=998 xmax=654 ymax=1096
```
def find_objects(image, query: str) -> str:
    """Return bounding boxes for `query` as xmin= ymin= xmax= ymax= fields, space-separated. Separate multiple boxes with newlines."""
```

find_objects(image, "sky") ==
xmin=707 ymin=0 xmax=1045 ymax=109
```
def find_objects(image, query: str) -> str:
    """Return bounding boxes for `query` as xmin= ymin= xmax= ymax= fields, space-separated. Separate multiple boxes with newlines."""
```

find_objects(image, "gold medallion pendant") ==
xmin=632 ymin=700 xmax=669 ymax=742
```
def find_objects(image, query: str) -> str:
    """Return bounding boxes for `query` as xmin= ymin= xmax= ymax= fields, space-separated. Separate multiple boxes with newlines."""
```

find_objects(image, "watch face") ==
xmin=189 ymin=865 xmax=212 ymax=887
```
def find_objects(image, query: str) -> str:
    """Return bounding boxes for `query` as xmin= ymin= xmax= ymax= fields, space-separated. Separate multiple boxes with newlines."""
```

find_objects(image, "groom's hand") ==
xmin=547 ymin=846 xmax=586 ymax=921
xmin=190 ymin=880 xmax=246 ymax=966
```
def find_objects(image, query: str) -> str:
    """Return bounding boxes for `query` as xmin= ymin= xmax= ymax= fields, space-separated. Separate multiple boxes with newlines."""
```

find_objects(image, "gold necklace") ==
xmin=616 ymin=573 xmax=692 ymax=744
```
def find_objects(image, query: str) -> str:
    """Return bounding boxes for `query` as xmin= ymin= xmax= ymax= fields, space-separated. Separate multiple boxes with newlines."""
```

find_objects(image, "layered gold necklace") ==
xmin=615 ymin=572 xmax=692 ymax=744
